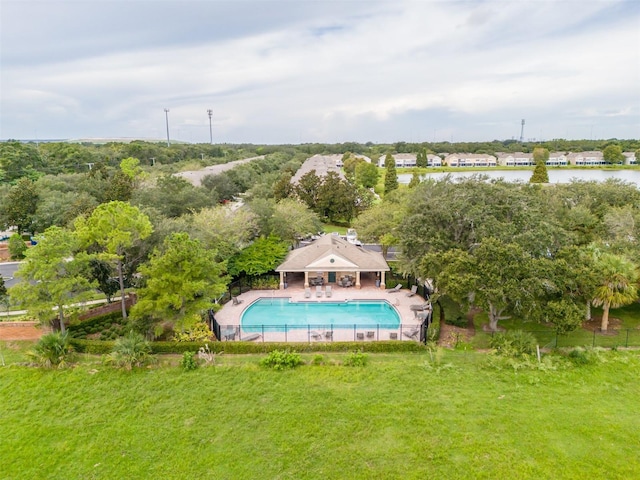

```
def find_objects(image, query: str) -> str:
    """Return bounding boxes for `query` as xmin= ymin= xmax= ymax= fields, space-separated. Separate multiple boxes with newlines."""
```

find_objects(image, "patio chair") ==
xmin=316 ymin=285 xmax=323 ymax=298
xmin=232 ymin=296 xmax=244 ymax=306
xmin=324 ymin=331 xmax=333 ymax=340
xmin=406 ymin=285 xmax=418 ymax=297
xmin=366 ymin=331 xmax=375 ymax=339
xmin=402 ymin=327 xmax=420 ymax=340
xmin=310 ymin=330 xmax=322 ymax=341
xmin=325 ymin=285 xmax=332 ymax=297
xmin=222 ymin=328 xmax=236 ymax=341
xmin=410 ymin=302 xmax=431 ymax=312
xmin=356 ymin=332 xmax=365 ymax=340
xmin=304 ymin=287 xmax=312 ymax=298
xmin=386 ymin=284 xmax=402 ymax=293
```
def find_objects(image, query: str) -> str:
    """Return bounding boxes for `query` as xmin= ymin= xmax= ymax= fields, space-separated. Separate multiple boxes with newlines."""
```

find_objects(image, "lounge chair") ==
xmin=310 ymin=330 xmax=322 ymax=341
xmin=356 ymin=332 xmax=365 ymax=340
xmin=366 ymin=331 xmax=375 ymax=339
xmin=410 ymin=302 xmax=431 ymax=312
xmin=386 ymin=284 xmax=402 ymax=293
xmin=325 ymin=285 xmax=332 ymax=297
xmin=304 ymin=287 xmax=312 ymax=298
xmin=242 ymin=333 xmax=261 ymax=342
xmin=324 ymin=331 xmax=333 ymax=340
xmin=402 ymin=327 xmax=420 ymax=340
xmin=406 ymin=285 xmax=418 ymax=297
xmin=232 ymin=296 xmax=244 ymax=306
xmin=316 ymin=285 xmax=323 ymax=298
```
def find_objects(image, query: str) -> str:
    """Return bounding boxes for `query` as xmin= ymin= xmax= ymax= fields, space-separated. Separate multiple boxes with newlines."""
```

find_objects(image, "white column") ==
xmin=380 ymin=271 xmax=386 ymax=289
xmin=304 ymin=271 xmax=309 ymax=288
xmin=355 ymin=271 xmax=361 ymax=289
xmin=279 ymin=271 xmax=285 ymax=290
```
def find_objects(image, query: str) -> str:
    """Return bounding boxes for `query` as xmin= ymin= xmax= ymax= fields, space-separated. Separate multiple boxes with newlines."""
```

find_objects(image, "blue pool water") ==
xmin=241 ymin=298 xmax=401 ymax=331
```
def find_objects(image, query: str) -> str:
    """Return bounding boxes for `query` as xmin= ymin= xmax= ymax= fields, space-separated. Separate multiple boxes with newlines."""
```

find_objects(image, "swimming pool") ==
xmin=241 ymin=298 xmax=401 ymax=332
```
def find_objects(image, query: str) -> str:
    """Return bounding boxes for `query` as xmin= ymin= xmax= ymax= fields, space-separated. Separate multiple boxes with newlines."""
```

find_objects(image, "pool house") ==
xmin=275 ymin=234 xmax=390 ymax=290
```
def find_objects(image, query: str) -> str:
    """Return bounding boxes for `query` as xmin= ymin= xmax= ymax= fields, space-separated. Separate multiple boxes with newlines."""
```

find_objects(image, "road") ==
xmin=0 ymin=262 xmax=20 ymax=288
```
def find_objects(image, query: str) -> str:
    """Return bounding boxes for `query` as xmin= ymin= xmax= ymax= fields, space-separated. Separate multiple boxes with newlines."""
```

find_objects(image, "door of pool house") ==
xmin=328 ymin=272 xmax=336 ymax=283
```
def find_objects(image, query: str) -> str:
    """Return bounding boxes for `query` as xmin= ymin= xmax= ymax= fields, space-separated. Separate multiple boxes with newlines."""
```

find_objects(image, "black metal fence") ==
xmin=477 ymin=329 xmax=640 ymax=349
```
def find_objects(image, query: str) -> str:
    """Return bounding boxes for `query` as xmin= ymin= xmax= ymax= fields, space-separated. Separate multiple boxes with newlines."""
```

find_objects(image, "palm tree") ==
xmin=591 ymin=254 xmax=639 ymax=331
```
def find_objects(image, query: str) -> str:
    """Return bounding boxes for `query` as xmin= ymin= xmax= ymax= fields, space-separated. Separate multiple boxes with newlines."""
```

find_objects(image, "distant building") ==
xmin=567 ymin=151 xmax=605 ymax=166
xmin=445 ymin=153 xmax=497 ymax=167
xmin=291 ymin=154 xmax=346 ymax=184
xmin=623 ymin=152 xmax=637 ymax=165
xmin=377 ymin=153 xmax=417 ymax=168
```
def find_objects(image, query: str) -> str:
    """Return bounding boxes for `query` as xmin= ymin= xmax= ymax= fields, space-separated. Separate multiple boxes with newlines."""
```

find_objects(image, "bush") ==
xmin=343 ymin=350 xmax=368 ymax=367
xmin=104 ymin=332 xmax=155 ymax=370
xmin=180 ymin=351 xmax=199 ymax=371
xmin=311 ymin=354 xmax=325 ymax=366
xmin=260 ymin=349 xmax=303 ymax=371
xmin=490 ymin=330 xmax=537 ymax=358
xmin=447 ymin=315 xmax=468 ymax=328
xmin=172 ymin=321 xmax=214 ymax=342
xmin=26 ymin=332 xmax=74 ymax=369
xmin=8 ymin=233 xmax=27 ymax=260
xmin=568 ymin=347 xmax=604 ymax=366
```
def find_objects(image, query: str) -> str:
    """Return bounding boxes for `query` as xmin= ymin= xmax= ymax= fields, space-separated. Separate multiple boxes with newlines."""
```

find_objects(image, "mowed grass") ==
xmin=2 ymin=348 xmax=640 ymax=479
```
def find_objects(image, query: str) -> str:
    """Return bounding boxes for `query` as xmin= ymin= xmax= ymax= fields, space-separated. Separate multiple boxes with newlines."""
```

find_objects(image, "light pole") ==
xmin=207 ymin=109 xmax=213 ymax=144
xmin=164 ymin=108 xmax=171 ymax=147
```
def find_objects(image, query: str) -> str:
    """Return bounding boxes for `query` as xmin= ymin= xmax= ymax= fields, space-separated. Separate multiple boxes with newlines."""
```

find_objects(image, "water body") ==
xmin=241 ymin=298 xmax=400 ymax=331
xmin=398 ymin=169 xmax=640 ymax=186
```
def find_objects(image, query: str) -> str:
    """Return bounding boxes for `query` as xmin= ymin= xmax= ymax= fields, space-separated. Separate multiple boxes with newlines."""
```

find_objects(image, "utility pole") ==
xmin=207 ymin=109 xmax=213 ymax=144
xmin=164 ymin=108 xmax=171 ymax=147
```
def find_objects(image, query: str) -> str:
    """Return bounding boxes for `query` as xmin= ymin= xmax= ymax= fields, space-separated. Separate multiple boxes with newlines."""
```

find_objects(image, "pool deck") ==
xmin=215 ymin=285 xmax=431 ymax=342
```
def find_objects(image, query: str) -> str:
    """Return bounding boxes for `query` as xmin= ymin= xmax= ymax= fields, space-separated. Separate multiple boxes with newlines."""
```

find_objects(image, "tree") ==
xmin=191 ymin=205 xmax=258 ymax=261
xmin=591 ymin=253 xmax=638 ymax=331
xmin=134 ymin=175 xmax=214 ymax=218
xmin=530 ymin=147 xmax=549 ymax=183
xmin=8 ymin=233 xmax=27 ymax=260
xmin=354 ymin=161 xmax=379 ymax=188
xmin=294 ymin=170 xmax=322 ymax=211
xmin=416 ymin=149 xmax=428 ymax=168
xmin=130 ymin=233 xmax=228 ymax=334
xmin=75 ymin=201 xmax=153 ymax=319
xmin=351 ymin=199 xmax=405 ymax=257
xmin=422 ymin=238 xmax=540 ymax=331
xmin=272 ymin=172 xmax=294 ymax=201
xmin=383 ymin=154 xmax=398 ymax=194
xmin=408 ymin=172 xmax=421 ymax=188
xmin=227 ymin=235 xmax=289 ymax=278
xmin=0 ymin=178 xmax=39 ymax=234
xmin=9 ymin=226 xmax=95 ymax=333
xmin=603 ymin=145 xmax=624 ymax=164
xmin=89 ymin=258 xmax=120 ymax=303
xmin=316 ymin=172 xmax=357 ymax=223
xmin=269 ymin=199 xmax=322 ymax=247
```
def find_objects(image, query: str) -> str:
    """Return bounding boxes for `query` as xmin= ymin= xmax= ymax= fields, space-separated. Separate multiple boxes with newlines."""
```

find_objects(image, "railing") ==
xmin=480 ymin=329 xmax=640 ymax=349
xmin=215 ymin=323 xmax=433 ymax=343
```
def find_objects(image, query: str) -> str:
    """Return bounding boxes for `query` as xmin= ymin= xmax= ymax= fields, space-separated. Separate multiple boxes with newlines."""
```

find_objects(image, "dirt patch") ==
xmin=438 ymin=309 xmax=477 ymax=348
xmin=582 ymin=315 xmax=623 ymax=334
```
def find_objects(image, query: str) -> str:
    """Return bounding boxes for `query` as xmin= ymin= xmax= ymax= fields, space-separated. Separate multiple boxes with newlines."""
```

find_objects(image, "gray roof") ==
xmin=276 ymin=234 xmax=389 ymax=272
xmin=291 ymin=155 xmax=346 ymax=184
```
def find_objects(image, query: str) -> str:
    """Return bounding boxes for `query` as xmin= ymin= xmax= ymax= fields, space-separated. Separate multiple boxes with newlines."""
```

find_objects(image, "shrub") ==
xmin=568 ymin=347 xmax=604 ymax=366
xmin=260 ymin=349 xmax=303 ymax=371
xmin=447 ymin=315 xmax=468 ymax=328
xmin=8 ymin=233 xmax=27 ymax=260
xmin=104 ymin=332 xmax=155 ymax=370
xmin=26 ymin=332 xmax=74 ymax=369
xmin=343 ymin=350 xmax=368 ymax=367
xmin=311 ymin=354 xmax=325 ymax=366
xmin=180 ymin=351 xmax=199 ymax=371
xmin=490 ymin=330 xmax=537 ymax=358
xmin=172 ymin=321 xmax=214 ymax=342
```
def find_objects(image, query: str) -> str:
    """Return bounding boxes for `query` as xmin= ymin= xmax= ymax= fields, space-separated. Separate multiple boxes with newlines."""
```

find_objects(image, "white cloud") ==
xmin=1 ymin=0 xmax=638 ymax=142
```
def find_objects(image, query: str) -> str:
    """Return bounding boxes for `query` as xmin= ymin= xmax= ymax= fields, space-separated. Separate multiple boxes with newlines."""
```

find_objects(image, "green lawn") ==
xmin=2 ymin=346 xmax=640 ymax=479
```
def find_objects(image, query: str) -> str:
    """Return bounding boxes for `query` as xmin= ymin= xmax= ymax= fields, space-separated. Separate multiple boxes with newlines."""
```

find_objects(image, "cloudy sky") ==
xmin=1 ymin=0 xmax=639 ymax=144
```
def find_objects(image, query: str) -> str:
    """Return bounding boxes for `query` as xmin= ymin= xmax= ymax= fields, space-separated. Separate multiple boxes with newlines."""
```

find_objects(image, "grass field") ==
xmin=1 ymin=345 xmax=640 ymax=479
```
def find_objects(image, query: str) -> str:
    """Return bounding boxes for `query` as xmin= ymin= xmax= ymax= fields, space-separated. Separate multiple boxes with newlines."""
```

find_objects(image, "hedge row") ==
xmin=70 ymin=339 xmax=428 ymax=355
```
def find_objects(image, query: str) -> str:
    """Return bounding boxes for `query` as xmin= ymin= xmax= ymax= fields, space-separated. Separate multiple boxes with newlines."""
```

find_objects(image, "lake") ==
xmin=398 ymin=169 xmax=640 ymax=186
